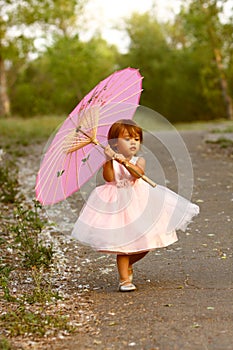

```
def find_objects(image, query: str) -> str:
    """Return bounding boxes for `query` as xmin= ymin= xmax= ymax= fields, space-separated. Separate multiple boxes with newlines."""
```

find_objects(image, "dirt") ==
xmin=13 ymin=129 xmax=233 ymax=349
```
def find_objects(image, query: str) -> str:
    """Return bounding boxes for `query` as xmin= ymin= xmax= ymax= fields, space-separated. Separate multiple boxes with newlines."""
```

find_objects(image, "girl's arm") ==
xmin=121 ymin=157 xmax=145 ymax=179
xmin=103 ymin=145 xmax=146 ymax=181
xmin=103 ymin=145 xmax=116 ymax=182
xmin=103 ymin=160 xmax=115 ymax=182
xmin=103 ymin=157 xmax=145 ymax=181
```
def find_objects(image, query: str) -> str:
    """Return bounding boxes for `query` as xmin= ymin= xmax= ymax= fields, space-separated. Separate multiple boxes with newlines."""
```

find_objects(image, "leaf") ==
xmin=81 ymin=154 xmax=90 ymax=164
xmin=191 ymin=323 xmax=201 ymax=328
xmin=57 ymin=170 xmax=65 ymax=177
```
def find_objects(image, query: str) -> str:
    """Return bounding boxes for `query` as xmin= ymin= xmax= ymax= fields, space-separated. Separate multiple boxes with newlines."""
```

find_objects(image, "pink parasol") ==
xmin=35 ymin=67 xmax=146 ymax=205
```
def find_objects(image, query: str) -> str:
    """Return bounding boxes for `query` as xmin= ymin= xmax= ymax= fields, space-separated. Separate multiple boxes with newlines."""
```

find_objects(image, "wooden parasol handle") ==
xmin=120 ymin=160 xmax=157 ymax=188
xmin=140 ymin=174 xmax=157 ymax=187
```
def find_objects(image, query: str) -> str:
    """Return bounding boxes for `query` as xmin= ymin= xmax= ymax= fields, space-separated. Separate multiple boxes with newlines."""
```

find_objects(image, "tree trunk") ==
xmin=0 ymin=57 xmax=10 ymax=117
xmin=214 ymin=48 xmax=233 ymax=121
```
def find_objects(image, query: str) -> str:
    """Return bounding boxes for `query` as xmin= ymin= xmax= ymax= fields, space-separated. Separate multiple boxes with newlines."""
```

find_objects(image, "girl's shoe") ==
xmin=128 ymin=267 xmax=133 ymax=283
xmin=119 ymin=280 xmax=136 ymax=292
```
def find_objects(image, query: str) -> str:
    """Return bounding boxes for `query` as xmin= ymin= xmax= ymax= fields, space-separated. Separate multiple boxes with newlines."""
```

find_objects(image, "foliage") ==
xmin=206 ymin=137 xmax=233 ymax=148
xmin=120 ymin=3 xmax=233 ymax=122
xmin=24 ymin=266 xmax=61 ymax=304
xmin=169 ymin=0 xmax=233 ymax=120
xmin=0 ymin=125 xmax=97 ymax=344
xmin=0 ymin=337 xmax=12 ymax=350
xmin=121 ymin=13 xmax=170 ymax=111
xmin=1 ymin=0 xmax=233 ymax=122
xmin=120 ymin=12 xmax=208 ymax=121
xmin=1 ymin=0 xmax=87 ymax=60
xmin=0 ymin=153 xmax=72 ymax=342
xmin=10 ymin=35 xmax=119 ymax=116
xmin=0 ymin=264 xmax=15 ymax=302
xmin=12 ymin=201 xmax=54 ymax=268
xmin=0 ymin=160 xmax=19 ymax=203
xmin=0 ymin=0 xmax=87 ymax=115
xmin=0 ymin=306 xmax=74 ymax=337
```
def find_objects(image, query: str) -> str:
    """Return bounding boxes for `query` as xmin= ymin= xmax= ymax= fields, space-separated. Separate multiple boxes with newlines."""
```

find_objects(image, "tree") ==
xmin=120 ymin=12 xmax=208 ymax=122
xmin=120 ymin=3 xmax=233 ymax=122
xmin=0 ymin=0 xmax=87 ymax=117
xmin=174 ymin=0 xmax=233 ymax=120
xmin=121 ymin=13 xmax=171 ymax=112
xmin=10 ymin=35 xmax=119 ymax=116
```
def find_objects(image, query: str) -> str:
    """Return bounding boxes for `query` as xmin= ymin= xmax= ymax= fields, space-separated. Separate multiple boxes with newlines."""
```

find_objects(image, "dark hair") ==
xmin=107 ymin=119 xmax=143 ymax=150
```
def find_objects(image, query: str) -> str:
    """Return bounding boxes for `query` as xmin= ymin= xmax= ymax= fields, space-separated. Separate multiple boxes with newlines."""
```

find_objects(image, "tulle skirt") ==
xmin=71 ymin=179 xmax=199 ymax=254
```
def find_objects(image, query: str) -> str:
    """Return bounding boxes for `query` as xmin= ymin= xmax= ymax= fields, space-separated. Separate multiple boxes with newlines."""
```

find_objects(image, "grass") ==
xmin=12 ymin=201 xmax=53 ymax=269
xmin=0 ymin=159 xmax=20 ymax=203
xmin=174 ymin=118 xmax=233 ymax=131
xmin=210 ymin=126 xmax=233 ymax=133
xmin=0 ymin=115 xmax=232 ymax=152
xmin=0 ymin=337 xmax=12 ymax=350
xmin=0 ymin=116 xmax=64 ymax=154
xmin=0 ymin=306 xmax=74 ymax=337
xmin=133 ymin=107 xmax=233 ymax=132
xmin=206 ymin=137 xmax=233 ymax=148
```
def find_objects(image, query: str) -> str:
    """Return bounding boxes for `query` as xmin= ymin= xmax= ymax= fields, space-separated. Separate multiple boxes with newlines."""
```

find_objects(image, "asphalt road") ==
xmin=46 ymin=129 xmax=233 ymax=350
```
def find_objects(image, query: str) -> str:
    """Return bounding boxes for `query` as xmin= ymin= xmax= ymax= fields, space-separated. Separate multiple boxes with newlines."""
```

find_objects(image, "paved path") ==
xmin=42 ymin=130 xmax=233 ymax=350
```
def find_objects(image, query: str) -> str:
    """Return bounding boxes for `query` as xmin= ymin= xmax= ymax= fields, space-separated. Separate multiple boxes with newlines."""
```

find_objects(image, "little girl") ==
xmin=72 ymin=119 xmax=199 ymax=292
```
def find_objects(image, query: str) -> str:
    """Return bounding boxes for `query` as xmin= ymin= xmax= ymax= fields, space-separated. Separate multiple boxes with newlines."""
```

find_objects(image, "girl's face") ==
xmin=116 ymin=129 xmax=141 ymax=158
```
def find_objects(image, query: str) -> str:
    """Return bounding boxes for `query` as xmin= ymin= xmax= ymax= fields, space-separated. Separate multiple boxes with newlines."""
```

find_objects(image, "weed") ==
xmin=0 ymin=337 xmax=12 ymax=350
xmin=0 ymin=306 xmax=74 ymax=337
xmin=12 ymin=201 xmax=54 ymax=268
xmin=0 ymin=264 xmax=16 ymax=302
xmin=206 ymin=137 xmax=233 ymax=148
xmin=0 ymin=160 xmax=20 ymax=204
xmin=210 ymin=126 xmax=233 ymax=133
xmin=24 ymin=266 xmax=60 ymax=304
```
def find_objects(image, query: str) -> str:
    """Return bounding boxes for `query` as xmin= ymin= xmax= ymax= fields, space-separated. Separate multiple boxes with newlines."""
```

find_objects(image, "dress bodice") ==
xmin=113 ymin=156 xmax=138 ymax=188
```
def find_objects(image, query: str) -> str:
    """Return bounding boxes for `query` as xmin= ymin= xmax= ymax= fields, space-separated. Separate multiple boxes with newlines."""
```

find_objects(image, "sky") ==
xmin=81 ymin=0 xmax=183 ymax=52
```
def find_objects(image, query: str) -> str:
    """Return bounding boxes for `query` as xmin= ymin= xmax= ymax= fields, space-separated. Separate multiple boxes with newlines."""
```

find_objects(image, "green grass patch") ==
xmin=11 ymin=201 xmax=54 ymax=269
xmin=206 ymin=137 xmax=233 ymax=148
xmin=210 ymin=126 xmax=233 ymax=133
xmin=0 ymin=159 xmax=20 ymax=203
xmin=1 ymin=116 xmax=232 ymax=152
xmin=174 ymin=119 xmax=233 ymax=131
xmin=0 ymin=337 xmax=12 ymax=350
xmin=0 ymin=116 xmax=64 ymax=153
xmin=0 ymin=264 xmax=16 ymax=302
xmin=0 ymin=306 xmax=74 ymax=337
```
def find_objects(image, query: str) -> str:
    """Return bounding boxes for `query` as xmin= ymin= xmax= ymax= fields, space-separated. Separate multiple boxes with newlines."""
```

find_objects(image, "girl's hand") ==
xmin=104 ymin=145 xmax=115 ymax=159
xmin=104 ymin=145 xmax=125 ymax=162
xmin=113 ymin=153 xmax=125 ymax=163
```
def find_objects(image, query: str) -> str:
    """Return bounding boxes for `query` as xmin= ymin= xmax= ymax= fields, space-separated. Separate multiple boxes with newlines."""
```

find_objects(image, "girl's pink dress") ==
xmin=71 ymin=157 xmax=199 ymax=254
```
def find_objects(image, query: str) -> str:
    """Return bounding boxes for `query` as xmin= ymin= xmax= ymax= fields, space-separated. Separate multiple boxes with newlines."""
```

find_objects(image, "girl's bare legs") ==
xmin=117 ymin=255 xmax=130 ymax=283
xmin=129 ymin=252 xmax=148 ymax=266
xmin=117 ymin=252 xmax=149 ymax=284
xmin=128 ymin=252 xmax=149 ymax=280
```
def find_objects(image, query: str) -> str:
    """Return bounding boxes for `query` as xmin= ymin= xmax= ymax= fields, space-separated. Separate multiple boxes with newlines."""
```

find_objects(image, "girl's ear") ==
xmin=111 ymin=141 xmax=118 ymax=150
